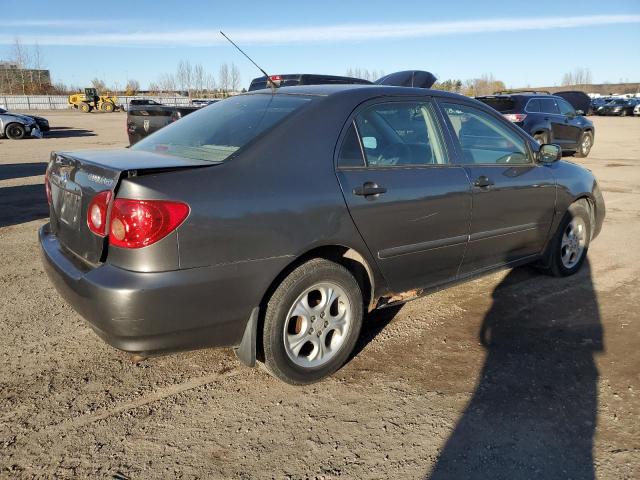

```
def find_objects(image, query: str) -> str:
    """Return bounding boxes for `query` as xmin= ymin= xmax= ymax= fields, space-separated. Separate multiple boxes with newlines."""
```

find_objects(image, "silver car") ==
xmin=0 ymin=107 xmax=41 ymax=139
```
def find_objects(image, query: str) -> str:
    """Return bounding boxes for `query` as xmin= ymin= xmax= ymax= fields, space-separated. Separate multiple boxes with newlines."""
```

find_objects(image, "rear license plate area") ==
xmin=51 ymin=182 xmax=82 ymax=229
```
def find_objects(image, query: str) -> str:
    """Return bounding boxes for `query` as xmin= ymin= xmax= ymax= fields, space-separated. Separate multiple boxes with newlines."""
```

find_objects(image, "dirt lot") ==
xmin=1 ymin=111 xmax=639 ymax=479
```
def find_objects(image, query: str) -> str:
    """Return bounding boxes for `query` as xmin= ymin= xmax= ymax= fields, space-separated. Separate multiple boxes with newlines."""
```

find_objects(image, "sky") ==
xmin=2 ymin=0 xmax=640 ymax=90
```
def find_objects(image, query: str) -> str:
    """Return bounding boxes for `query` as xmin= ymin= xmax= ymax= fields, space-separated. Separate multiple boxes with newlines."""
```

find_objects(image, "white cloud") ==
xmin=1 ymin=14 xmax=639 ymax=47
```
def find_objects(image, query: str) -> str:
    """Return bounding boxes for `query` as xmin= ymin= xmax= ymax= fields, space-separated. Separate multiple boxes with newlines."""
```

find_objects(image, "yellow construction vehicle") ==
xmin=68 ymin=88 xmax=119 ymax=113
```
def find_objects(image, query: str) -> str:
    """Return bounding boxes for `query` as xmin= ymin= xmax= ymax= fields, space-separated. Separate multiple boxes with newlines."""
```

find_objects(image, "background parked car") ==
xmin=126 ymin=104 xmax=199 ymax=144
xmin=476 ymin=93 xmax=595 ymax=157
xmin=634 ymin=103 xmax=640 ymax=116
xmin=0 ymin=107 xmax=46 ymax=139
xmin=596 ymin=98 xmax=638 ymax=116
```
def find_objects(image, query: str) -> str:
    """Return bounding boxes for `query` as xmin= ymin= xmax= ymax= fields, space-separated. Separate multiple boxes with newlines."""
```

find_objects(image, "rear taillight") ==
xmin=109 ymin=199 xmax=189 ymax=249
xmin=503 ymin=113 xmax=527 ymax=123
xmin=44 ymin=175 xmax=52 ymax=205
xmin=87 ymin=190 xmax=112 ymax=236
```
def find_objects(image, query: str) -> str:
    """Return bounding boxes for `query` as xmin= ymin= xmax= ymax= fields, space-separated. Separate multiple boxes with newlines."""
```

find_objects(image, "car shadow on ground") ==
xmin=0 ymin=162 xmax=47 ymax=181
xmin=44 ymin=127 xmax=96 ymax=138
xmin=427 ymin=261 xmax=602 ymax=480
xmin=0 ymin=184 xmax=49 ymax=228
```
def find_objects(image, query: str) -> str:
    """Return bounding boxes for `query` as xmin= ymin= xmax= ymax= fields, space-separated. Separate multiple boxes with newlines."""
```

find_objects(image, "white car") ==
xmin=634 ymin=103 xmax=640 ymax=116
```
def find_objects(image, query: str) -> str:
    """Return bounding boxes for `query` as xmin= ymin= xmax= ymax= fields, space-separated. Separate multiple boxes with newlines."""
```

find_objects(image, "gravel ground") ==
xmin=0 ymin=111 xmax=639 ymax=479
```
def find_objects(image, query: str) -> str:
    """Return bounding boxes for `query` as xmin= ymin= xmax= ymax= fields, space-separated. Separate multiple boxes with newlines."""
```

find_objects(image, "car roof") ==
xmin=243 ymin=83 xmax=468 ymax=100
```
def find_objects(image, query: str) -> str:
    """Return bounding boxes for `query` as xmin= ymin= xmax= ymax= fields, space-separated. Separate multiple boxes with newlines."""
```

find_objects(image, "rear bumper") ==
xmin=39 ymin=224 xmax=284 ymax=354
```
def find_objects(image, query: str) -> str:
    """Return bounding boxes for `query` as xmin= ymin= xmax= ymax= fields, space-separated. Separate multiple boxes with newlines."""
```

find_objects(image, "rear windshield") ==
xmin=477 ymin=97 xmax=516 ymax=112
xmin=132 ymin=94 xmax=311 ymax=162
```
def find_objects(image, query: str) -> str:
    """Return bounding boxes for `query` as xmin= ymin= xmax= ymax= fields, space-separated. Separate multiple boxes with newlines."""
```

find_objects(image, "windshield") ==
xmin=132 ymin=94 xmax=312 ymax=162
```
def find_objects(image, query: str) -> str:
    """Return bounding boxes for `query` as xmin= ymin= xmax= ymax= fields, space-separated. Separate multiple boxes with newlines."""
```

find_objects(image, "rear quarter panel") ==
xmin=117 ymin=94 xmax=390 ymax=300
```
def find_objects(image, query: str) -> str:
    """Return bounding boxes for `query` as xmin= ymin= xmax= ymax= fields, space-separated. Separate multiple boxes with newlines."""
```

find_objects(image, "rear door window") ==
xmin=354 ymin=102 xmax=447 ymax=166
xmin=540 ymin=98 xmax=560 ymax=114
xmin=526 ymin=99 xmax=541 ymax=112
xmin=337 ymin=122 xmax=365 ymax=167
xmin=557 ymin=98 xmax=575 ymax=116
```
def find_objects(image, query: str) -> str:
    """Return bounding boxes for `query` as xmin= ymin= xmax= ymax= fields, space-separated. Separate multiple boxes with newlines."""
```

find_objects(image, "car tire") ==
xmin=262 ymin=258 xmax=363 ymax=385
xmin=574 ymin=131 xmax=593 ymax=158
xmin=544 ymin=199 xmax=591 ymax=277
xmin=5 ymin=123 xmax=26 ymax=139
xmin=101 ymin=102 xmax=115 ymax=113
xmin=533 ymin=132 xmax=548 ymax=145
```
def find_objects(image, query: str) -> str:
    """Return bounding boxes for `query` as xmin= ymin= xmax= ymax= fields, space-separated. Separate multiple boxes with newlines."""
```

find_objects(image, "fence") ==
xmin=0 ymin=95 xmax=192 ymax=111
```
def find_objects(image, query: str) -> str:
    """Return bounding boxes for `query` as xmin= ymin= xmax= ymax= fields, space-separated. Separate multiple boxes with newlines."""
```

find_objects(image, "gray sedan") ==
xmin=40 ymin=85 xmax=605 ymax=384
xmin=0 ymin=107 xmax=46 ymax=139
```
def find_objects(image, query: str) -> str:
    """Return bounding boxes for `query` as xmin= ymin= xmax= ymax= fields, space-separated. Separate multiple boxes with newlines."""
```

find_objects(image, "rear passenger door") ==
xmin=540 ymin=98 xmax=572 ymax=146
xmin=556 ymin=98 xmax=583 ymax=147
xmin=438 ymin=101 xmax=556 ymax=276
xmin=336 ymin=99 xmax=472 ymax=293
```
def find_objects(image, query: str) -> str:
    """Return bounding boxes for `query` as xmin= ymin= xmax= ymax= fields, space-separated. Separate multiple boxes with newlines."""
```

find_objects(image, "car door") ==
xmin=438 ymin=100 xmax=556 ymax=276
xmin=540 ymin=98 xmax=573 ymax=146
xmin=336 ymin=99 xmax=472 ymax=293
xmin=556 ymin=98 xmax=583 ymax=147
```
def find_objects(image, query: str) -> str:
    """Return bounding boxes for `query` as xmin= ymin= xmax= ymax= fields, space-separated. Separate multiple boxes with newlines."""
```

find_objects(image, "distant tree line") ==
xmin=434 ymin=74 xmax=506 ymax=96
xmin=81 ymin=61 xmax=242 ymax=98
xmin=345 ymin=68 xmax=385 ymax=82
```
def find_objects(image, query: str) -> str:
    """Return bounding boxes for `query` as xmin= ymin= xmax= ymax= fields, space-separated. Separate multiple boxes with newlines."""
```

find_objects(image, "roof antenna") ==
xmin=219 ymin=31 xmax=277 ymax=92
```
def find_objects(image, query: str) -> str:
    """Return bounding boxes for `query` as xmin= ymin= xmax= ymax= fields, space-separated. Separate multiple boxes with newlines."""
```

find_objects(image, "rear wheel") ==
xmin=79 ymin=103 xmax=92 ymax=113
xmin=544 ymin=200 xmax=591 ymax=277
xmin=101 ymin=102 xmax=115 ymax=113
xmin=262 ymin=258 xmax=363 ymax=385
xmin=574 ymin=131 xmax=593 ymax=158
xmin=5 ymin=123 xmax=26 ymax=139
xmin=533 ymin=132 xmax=548 ymax=145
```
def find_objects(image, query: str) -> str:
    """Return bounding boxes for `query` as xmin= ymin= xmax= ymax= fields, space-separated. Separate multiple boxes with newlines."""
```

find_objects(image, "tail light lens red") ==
xmin=87 ymin=190 xmax=112 ymax=236
xmin=503 ymin=113 xmax=527 ymax=123
xmin=109 ymin=198 xmax=189 ymax=249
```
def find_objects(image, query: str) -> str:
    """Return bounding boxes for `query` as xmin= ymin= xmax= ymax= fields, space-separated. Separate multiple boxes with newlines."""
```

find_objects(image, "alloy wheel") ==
xmin=283 ymin=282 xmax=352 ymax=368
xmin=560 ymin=216 xmax=587 ymax=269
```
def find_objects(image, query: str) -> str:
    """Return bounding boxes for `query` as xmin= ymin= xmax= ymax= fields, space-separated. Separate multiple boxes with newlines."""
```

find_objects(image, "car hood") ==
xmin=2 ymin=112 xmax=36 ymax=123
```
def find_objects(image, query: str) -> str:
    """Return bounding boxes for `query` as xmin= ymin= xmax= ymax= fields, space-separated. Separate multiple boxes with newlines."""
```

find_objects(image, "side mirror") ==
xmin=575 ymin=109 xmax=584 ymax=116
xmin=539 ymin=144 xmax=561 ymax=163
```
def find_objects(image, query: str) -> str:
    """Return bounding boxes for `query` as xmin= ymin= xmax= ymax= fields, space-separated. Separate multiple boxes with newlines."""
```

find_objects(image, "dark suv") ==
xmin=477 ymin=93 xmax=595 ymax=158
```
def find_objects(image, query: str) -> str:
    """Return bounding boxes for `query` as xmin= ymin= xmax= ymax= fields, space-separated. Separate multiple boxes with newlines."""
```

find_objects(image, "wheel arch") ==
xmin=245 ymin=244 xmax=378 ymax=366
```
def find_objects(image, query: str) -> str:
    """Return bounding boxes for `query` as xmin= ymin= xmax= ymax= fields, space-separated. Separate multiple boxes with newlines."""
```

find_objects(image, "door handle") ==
xmin=473 ymin=176 xmax=494 ymax=188
xmin=353 ymin=182 xmax=387 ymax=197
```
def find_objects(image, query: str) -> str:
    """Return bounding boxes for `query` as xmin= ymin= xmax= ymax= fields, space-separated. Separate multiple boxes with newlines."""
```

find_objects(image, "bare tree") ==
xmin=230 ymin=63 xmax=241 ymax=92
xmin=148 ymin=82 xmax=160 ymax=94
xmin=11 ymin=37 xmax=31 ymax=94
xmin=218 ymin=63 xmax=230 ymax=95
xmin=158 ymin=73 xmax=177 ymax=93
xmin=193 ymin=64 xmax=205 ymax=96
xmin=176 ymin=60 xmax=193 ymax=94
xmin=91 ymin=78 xmax=107 ymax=92
xmin=205 ymin=73 xmax=217 ymax=94
xmin=125 ymin=79 xmax=140 ymax=95
xmin=561 ymin=68 xmax=593 ymax=86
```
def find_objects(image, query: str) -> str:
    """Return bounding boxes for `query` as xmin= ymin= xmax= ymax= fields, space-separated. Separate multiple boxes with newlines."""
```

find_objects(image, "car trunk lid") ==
xmin=47 ymin=149 xmax=210 ymax=265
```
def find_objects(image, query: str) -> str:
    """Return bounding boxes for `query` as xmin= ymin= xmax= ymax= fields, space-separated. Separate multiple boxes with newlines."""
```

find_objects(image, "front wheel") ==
xmin=574 ymin=131 xmax=593 ymax=158
xmin=101 ymin=102 xmax=115 ymax=113
xmin=544 ymin=200 xmax=591 ymax=277
xmin=5 ymin=123 xmax=26 ymax=139
xmin=262 ymin=258 xmax=363 ymax=385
